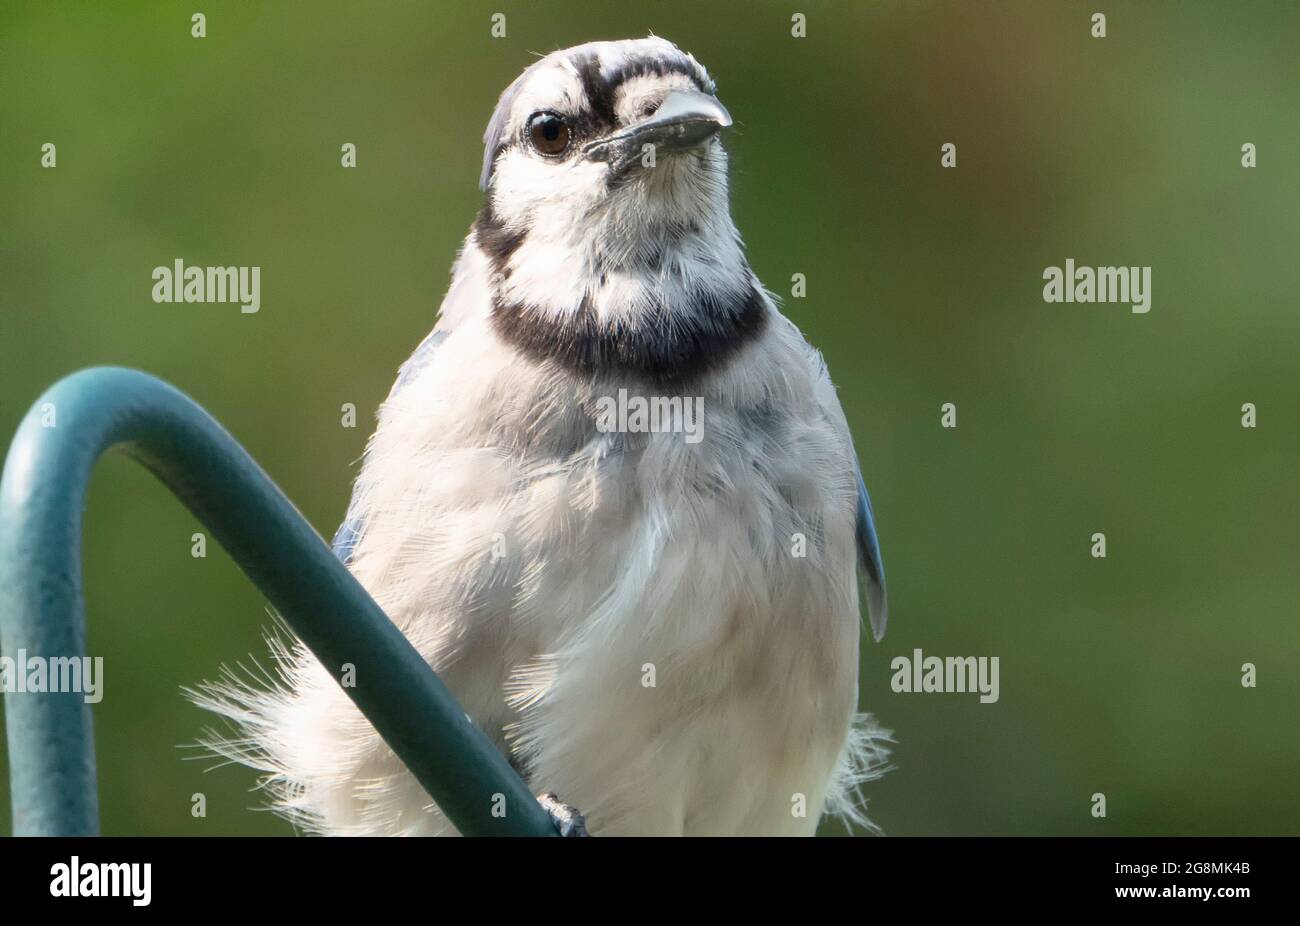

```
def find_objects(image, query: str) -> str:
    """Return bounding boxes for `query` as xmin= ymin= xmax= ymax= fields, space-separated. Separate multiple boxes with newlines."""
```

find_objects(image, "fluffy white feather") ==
xmin=191 ymin=37 xmax=889 ymax=836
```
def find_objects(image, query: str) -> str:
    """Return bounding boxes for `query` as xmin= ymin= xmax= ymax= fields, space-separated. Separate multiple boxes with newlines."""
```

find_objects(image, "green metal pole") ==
xmin=0 ymin=367 xmax=557 ymax=836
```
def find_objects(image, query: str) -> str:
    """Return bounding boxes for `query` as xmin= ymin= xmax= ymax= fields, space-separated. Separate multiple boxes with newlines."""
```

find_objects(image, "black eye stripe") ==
xmin=604 ymin=59 xmax=712 ymax=98
xmin=571 ymin=52 xmax=710 ymax=131
xmin=572 ymin=53 xmax=616 ymax=126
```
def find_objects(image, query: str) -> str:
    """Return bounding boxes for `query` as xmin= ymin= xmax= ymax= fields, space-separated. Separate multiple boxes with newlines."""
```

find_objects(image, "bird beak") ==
xmin=583 ymin=89 xmax=732 ymax=167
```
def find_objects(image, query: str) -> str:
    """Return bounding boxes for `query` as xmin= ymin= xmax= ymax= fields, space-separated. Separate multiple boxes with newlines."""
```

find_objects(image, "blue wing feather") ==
xmin=854 ymin=461 xmax=888 ymax=641
xmin=331 ymin=328 xmax=449 ymax=565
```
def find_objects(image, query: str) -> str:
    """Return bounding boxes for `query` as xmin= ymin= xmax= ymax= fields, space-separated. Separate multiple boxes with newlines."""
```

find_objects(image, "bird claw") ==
xmin=537 ymin=792 xmax=589 ymax=837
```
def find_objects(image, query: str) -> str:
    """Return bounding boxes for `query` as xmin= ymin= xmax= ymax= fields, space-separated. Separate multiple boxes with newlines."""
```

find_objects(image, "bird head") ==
xmin=479 ymin=38 xmax=731 ymax=222
xmin=473 ymin=39 xmax=761 ymax=385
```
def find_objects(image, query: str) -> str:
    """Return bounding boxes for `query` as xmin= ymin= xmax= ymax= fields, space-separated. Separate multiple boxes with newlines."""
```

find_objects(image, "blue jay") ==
xmin=195 ymin=37 xmax=889 ymax=836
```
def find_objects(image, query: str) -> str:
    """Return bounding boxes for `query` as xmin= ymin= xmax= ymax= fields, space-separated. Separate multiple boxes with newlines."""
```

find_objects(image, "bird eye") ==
xmin=527 ymin=112 xmax=571 ymax=157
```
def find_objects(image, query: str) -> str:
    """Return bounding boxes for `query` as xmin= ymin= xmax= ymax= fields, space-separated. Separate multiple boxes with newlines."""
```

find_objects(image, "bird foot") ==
xmin=537 ymin=792 xmax=589 ymax=837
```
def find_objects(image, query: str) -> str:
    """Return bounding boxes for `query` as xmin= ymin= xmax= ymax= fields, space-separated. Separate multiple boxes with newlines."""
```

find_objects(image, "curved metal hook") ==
xmin=0 ymin=367 xmax=557 ymax=836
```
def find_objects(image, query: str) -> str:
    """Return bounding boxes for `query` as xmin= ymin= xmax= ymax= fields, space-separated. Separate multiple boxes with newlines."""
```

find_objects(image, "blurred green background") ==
xmin=2 ymin=1 xmax=1297 ymax=836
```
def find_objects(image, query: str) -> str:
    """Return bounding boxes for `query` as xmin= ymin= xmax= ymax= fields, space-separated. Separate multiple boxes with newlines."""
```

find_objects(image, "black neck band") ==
xmin=475 ymin=204 xmax=767 ymax=386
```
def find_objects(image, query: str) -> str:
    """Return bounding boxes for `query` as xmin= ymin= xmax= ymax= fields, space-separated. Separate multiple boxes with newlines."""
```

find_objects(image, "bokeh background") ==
xmin=2 ymin=1 xmax=1297 ymax=836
